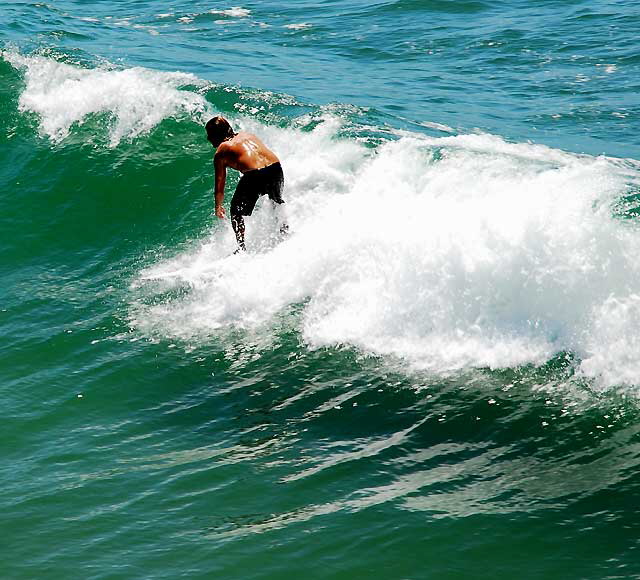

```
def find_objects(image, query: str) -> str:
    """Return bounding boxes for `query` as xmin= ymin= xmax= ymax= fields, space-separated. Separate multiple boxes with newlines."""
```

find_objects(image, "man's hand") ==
xmin=215 ymin=205 xmax=226 ymax=219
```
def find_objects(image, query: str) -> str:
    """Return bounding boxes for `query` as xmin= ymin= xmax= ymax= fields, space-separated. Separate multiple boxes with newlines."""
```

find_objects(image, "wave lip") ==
xmin=3 ymin=50 xmax=208 ymax=145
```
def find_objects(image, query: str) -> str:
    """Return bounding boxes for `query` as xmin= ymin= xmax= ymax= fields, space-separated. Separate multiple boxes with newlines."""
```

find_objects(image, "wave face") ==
xmin=3 ymin=4 xmax=640 ymax=578
xmin=89 ymin=75 xmax=636 ymax=392
xmin=6 ymin=48 xmax=640 ymax=387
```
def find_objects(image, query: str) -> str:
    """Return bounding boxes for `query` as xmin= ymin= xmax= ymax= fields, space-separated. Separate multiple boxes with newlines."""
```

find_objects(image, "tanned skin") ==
xmin=209 ymin=128 xmax=280 ymax=250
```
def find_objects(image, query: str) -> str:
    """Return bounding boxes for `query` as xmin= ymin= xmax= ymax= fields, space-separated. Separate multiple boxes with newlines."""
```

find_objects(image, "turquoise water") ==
xmin=3 ymin=1 xmax=640 ymax=578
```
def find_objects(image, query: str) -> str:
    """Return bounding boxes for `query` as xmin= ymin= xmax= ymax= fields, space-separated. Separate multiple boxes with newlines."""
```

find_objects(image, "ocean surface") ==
xmin=2 ymin=1 xmax=640 ymax=578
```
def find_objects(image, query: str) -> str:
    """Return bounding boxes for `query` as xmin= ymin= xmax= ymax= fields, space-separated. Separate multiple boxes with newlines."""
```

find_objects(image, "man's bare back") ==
xmin=215 ymin=132 xmax=279 ymax=174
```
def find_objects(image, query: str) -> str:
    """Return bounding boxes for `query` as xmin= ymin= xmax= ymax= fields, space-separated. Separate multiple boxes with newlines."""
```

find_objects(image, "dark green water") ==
xmin=3 ymin=1 xmax=640 ymax=578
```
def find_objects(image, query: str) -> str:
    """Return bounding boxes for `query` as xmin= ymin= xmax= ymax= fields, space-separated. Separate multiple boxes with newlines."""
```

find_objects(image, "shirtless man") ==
xmin=206 ymin=116 xmax=286 ymax=251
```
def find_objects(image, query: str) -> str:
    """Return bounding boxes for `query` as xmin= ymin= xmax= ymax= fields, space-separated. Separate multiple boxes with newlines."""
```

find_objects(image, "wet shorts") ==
xmin=231 ymin=162 xmax=285 ymax=217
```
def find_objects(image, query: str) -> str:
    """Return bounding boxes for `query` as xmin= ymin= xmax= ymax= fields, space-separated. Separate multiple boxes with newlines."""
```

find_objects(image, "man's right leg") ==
xmin=231 ymin=214 xmax=246 ymax=251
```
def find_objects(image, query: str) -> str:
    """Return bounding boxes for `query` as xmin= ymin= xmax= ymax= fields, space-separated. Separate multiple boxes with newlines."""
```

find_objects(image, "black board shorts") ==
xmin=231 ymin=162 xmax=285 ymax=217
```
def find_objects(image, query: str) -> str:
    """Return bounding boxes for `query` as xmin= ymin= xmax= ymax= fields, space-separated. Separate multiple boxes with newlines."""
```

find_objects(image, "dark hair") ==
xmin=205 ymin=116 xmax=235 ymax=145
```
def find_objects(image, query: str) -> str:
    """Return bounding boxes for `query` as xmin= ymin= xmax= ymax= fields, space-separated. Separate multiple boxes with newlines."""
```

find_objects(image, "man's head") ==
xmin=205 ymin=116 xmax=235 ymax=147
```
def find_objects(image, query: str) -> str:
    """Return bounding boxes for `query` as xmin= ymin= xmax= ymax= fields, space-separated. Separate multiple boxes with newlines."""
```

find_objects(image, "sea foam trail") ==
xmin=6 ymin=52 xmax=640 ymax=389
xmin=133 ymin=120 xmax=640 ymax=391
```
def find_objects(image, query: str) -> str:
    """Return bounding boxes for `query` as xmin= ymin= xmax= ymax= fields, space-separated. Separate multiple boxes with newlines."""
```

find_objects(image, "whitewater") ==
xmin=6 ymin=50 xmax=637 ymax=390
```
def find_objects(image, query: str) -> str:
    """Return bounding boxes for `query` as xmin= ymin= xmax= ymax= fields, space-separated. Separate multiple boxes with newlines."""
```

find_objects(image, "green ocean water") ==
xmin=3 ymin=1 xmax=640 ymax=578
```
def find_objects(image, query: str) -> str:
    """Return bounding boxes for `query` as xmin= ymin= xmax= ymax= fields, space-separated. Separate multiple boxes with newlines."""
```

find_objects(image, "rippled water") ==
xmin=2 ymin=1 xmax=640 ymax=578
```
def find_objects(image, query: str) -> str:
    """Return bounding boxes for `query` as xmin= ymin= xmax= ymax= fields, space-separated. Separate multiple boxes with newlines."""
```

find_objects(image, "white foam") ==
xmin=130 ymin=113 xmax=640 ymax=390
xmin=284 ymin=23 xmax=312 ymax=30
xmin=209 ymin=7 xmax=251 ymax=18
xmin=418 ymin=120 xmax=455 ymax=133
xmin=3 ymin=51 xmax=208 ymax=145
xmin=581 ymin=294 xmax=640 ymax=388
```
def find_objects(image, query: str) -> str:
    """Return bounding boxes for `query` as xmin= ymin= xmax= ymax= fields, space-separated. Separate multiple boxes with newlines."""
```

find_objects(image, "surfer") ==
xmin=206 ymin=116 xmax=287 ymax=251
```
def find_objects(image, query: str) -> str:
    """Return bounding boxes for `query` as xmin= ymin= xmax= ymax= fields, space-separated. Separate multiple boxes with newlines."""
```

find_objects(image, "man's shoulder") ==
xmin=214 ymin=141 xmax=233 ymax=159
xmin=222 ymin=135 xmax=251 ymax=152
xmin=236 ymin=131 xmax=259 ymax=143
